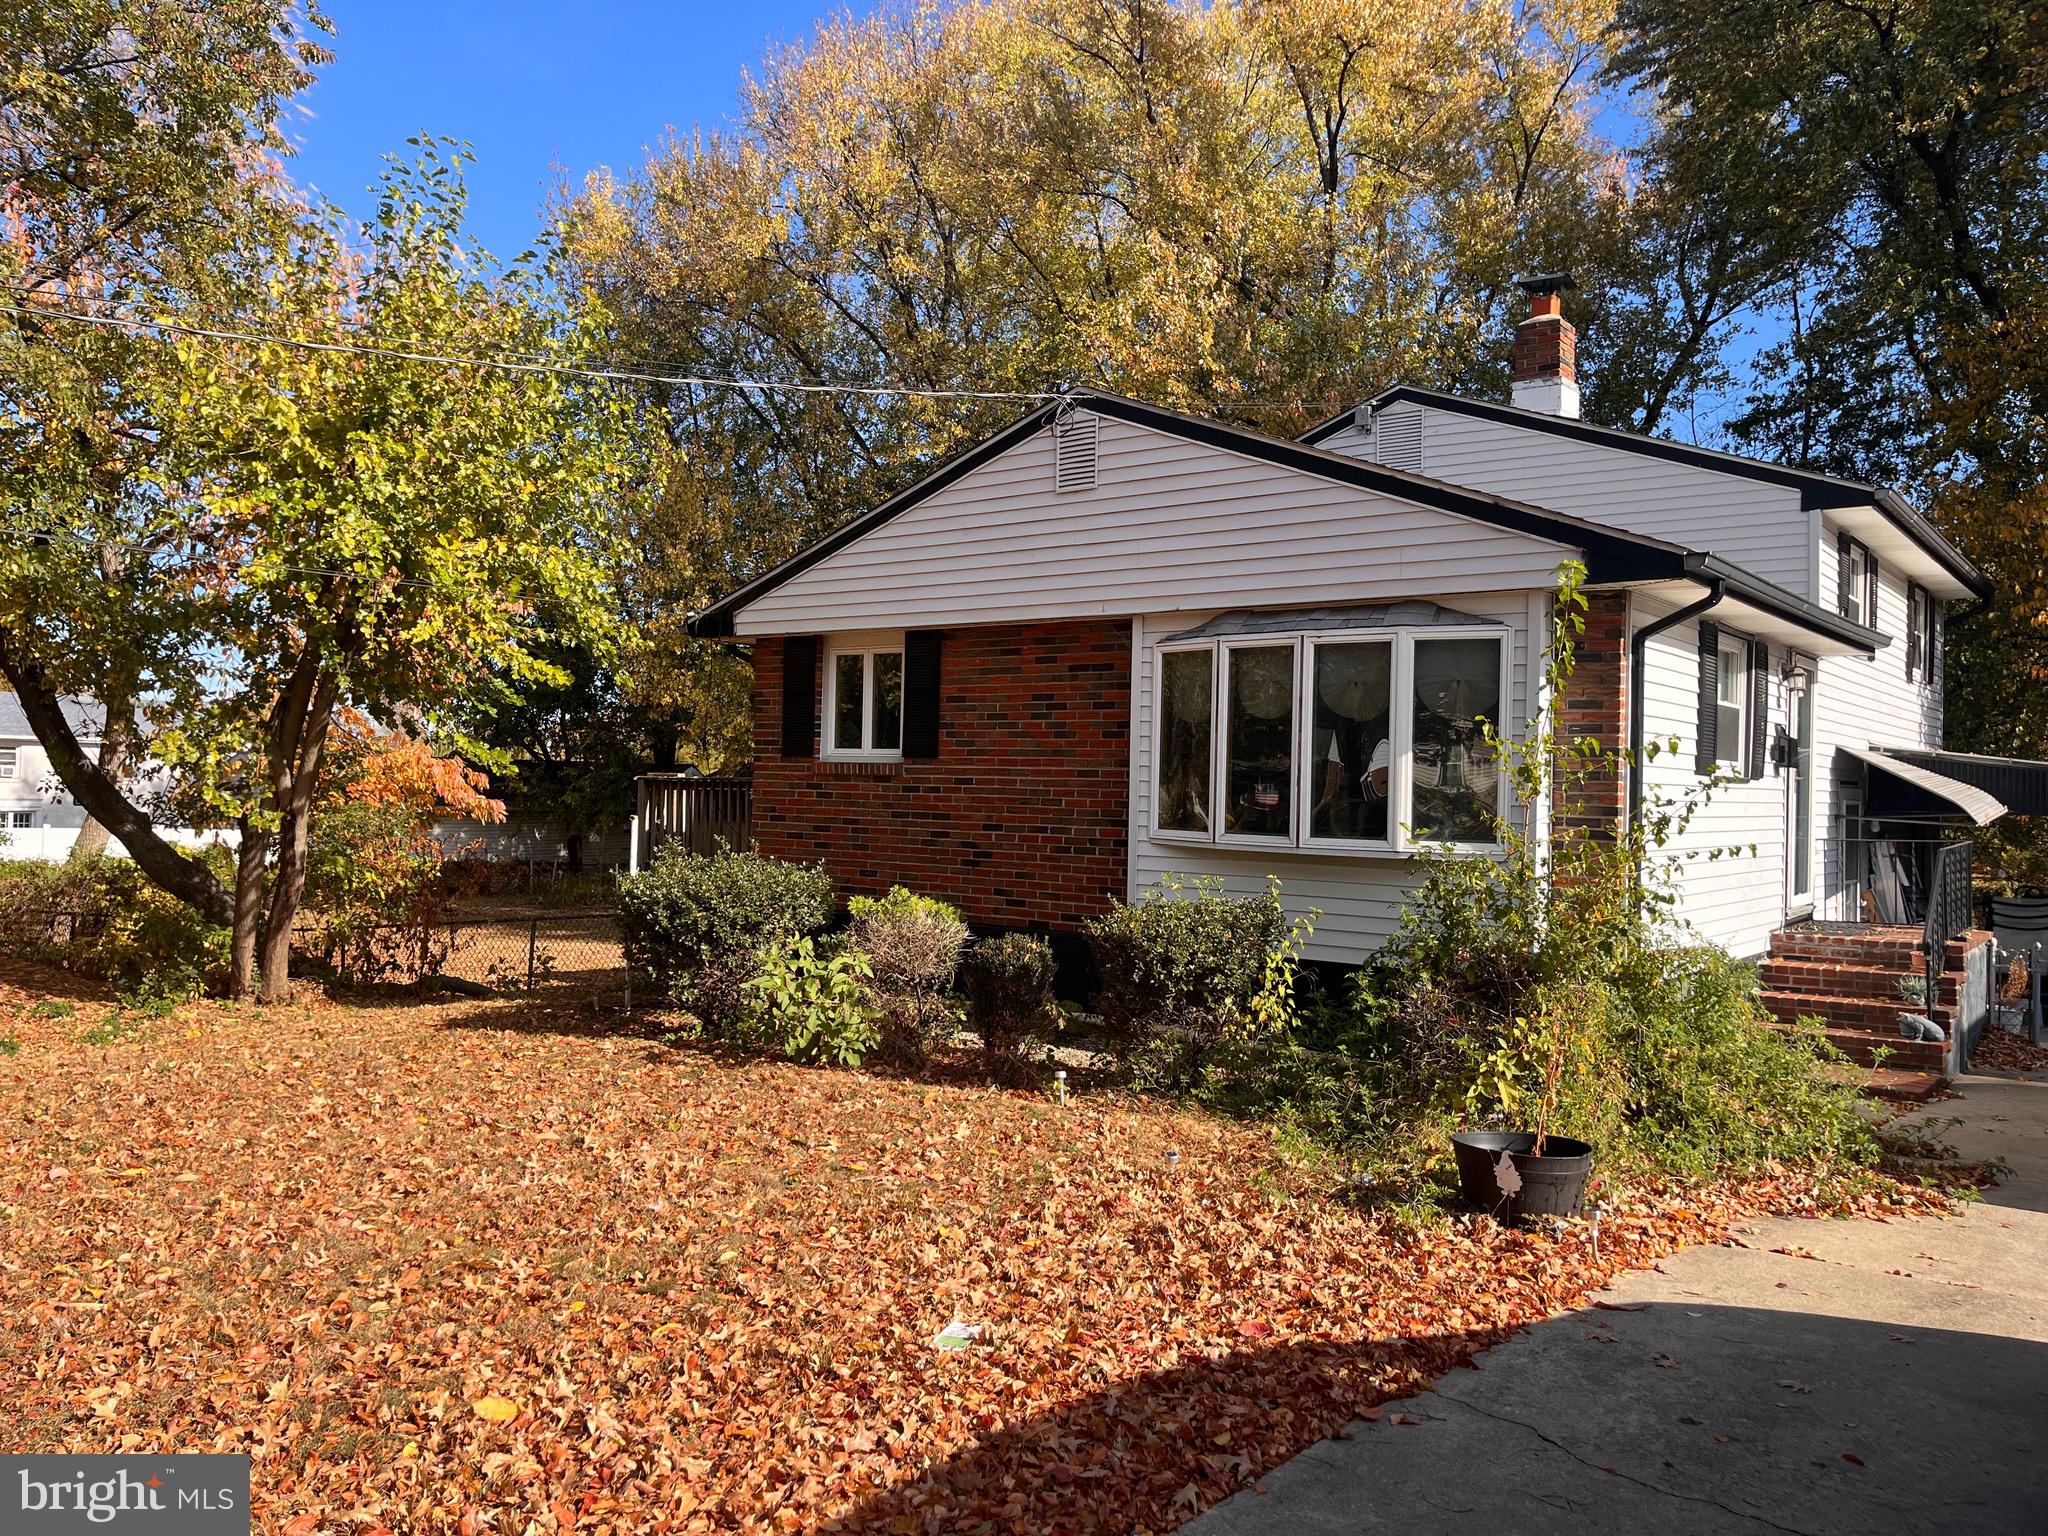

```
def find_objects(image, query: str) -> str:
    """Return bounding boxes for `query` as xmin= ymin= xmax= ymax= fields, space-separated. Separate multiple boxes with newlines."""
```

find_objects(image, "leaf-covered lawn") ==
xmin=0 ymin=960 xmax=1937 ymax=1534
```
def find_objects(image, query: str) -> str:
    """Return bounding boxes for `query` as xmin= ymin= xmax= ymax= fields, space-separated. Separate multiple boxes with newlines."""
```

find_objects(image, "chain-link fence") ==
xmin=294 ymin=909 xmax=631 ymax=1002
xmin=416 ymin=910 xmax=629 ymax=999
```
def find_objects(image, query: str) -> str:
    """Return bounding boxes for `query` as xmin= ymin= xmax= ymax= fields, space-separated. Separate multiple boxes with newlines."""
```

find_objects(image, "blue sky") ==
xmin=285 ymin=1 xmax=836 ymax=259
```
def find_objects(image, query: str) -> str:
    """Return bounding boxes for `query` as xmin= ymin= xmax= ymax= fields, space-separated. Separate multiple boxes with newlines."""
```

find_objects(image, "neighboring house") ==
xmin=432 ymin=807 xmax=630 ymax=870
xmin=690 ymin=279 xmax=2032 ymax=980
xmin=0 ymin=693 xmax=114 ymax=860
xmin=0 ymin=690 xmax=628 ymax=870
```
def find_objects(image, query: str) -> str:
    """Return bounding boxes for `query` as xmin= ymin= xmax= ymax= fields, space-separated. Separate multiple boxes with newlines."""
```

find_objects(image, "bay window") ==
xmin=1153 ymin=624 xmax=1506 ymax=852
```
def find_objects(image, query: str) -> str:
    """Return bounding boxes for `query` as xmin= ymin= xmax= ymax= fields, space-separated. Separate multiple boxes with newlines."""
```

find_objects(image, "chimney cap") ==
xmin=1514 ymin=272 xmax=1578 ymax=298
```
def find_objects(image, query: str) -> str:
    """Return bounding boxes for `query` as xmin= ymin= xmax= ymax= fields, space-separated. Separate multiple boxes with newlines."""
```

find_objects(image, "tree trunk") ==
xmin=0 ymin=634 xmax=233 ymax=924
xmin=230 ymin=815 xmax=270 ymax=1001
xmin=67 ymin=693 xmax=137 ymax=864
xmin=256 ymin=663 xmax=340 ymax=1004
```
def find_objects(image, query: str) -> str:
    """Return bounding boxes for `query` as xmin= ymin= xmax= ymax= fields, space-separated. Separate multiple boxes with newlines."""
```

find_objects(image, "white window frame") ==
xmin=0 ymin=747 xmax=15 ymax=779
xmin=1215 ymin=638 xmax=1302 ymax=849
xmin=1153 ymin=642 xmax=1221 ymax=845
xmin=1149 ymin=626 xmax=1509 ymax=856
xmin=1715 ymin=637 xmax=1748 ymax=770
xmin=7 ymin=810 xmax=33 ymax=829
xmin=820 ymin=633 xmax=906 ymax=762
xmin=1300 ymin=634 xmax=1400 ymax=855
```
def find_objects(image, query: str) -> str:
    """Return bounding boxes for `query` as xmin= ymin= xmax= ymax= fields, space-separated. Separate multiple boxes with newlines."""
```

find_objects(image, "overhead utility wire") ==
xmin=0 ymin=299 xmax=1061 ymax=403
xmin=0 ymin=290 xmax=1358 ymax=413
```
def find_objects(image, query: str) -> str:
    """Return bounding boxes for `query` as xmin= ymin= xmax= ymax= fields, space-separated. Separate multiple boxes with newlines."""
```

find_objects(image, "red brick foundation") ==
xmin=1551 ymin=590 xmax=1629 ymax=837
xmin=749 ymin=619 xmax=1131 ymax=929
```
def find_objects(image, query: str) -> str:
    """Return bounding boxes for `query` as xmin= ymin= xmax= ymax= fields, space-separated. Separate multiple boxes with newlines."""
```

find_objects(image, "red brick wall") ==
xmin=749 ymin=619 xmax=1131 ymax=929
xmin=1552 ymin=590 xmax=1629 ymax=837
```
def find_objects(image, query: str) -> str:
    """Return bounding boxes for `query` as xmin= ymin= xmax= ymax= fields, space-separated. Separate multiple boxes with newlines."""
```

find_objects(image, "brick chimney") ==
xmin=1511 ymin=272 xmax=1579 ymax=418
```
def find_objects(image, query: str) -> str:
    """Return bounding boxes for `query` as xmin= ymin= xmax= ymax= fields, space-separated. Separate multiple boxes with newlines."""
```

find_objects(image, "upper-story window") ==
xmin=822 ymin=637 xmax=904 ymax=760
xmin=0 ymin=747 xmax=15 ymax=780
xmin=1837 ymin=533 xmax=1877 ymax=627
xmin=1906 ymin=583 xmax=1936 ymax=683
xmin=1154 ymin=623 xmax=1506 ymax=852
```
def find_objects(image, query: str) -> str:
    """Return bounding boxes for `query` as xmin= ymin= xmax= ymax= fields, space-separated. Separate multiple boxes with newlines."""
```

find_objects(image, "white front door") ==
xmin=1785 ymin=670 xmax=1815 ymax=914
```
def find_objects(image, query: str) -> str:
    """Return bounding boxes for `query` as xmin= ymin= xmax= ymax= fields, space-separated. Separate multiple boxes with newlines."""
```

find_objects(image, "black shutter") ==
xmin=1864 ymin=553 xmax=1880 ymax=631
xmin=1932 ymin=603 xmax=1945 ymax=693
xmin=780 ymin=636 xmax=819 ymax=757
xmin=1837 ymin=532 xmax=1853 ymax=618
xmin=1696 ymin=621 xmax=1720 ymax=774
xmin=1906 ymin=586 xmax=1923 ymax=678
xmin=902 ymin=630 xmax=943 ymax=759
xmin=1747 ymin=639 xmax=1769 ymax=780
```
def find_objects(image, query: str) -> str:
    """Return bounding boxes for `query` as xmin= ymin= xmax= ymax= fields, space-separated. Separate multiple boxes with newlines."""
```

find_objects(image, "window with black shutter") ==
xmin=1906 ymin=585 xmax=1925 ymax=678
xmin=902 ymin=630 xmax=943 ymax=759
xmin=780 ymin=636 xmax=820 ymax=758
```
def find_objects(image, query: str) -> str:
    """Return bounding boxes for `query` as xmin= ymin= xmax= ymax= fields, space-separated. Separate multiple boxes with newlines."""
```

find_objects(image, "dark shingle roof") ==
xmin=0 ymin=693 xmax=107 ymax=742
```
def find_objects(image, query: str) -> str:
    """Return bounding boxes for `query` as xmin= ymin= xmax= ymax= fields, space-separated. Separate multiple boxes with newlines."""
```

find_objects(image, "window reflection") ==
xmin=1410 ymin=637 xmax=1500 ymax=842
xmin=1158 ymin=649 xmax=1213 ymax=833
xmin=1225 ymin=645 xmax=1295 ymax=838
xmin=1309 ymin=641 xmax=1392 ymax=842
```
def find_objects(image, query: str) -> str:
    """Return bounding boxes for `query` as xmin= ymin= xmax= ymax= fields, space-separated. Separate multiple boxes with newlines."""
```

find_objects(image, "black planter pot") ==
xmin=1450 ymin=1131 xmax=1596 ymax=1224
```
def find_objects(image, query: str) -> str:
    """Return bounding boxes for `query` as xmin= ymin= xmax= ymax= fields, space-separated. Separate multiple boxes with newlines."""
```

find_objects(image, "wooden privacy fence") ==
xmin=633 ymin=775 xmax=752 ymax=868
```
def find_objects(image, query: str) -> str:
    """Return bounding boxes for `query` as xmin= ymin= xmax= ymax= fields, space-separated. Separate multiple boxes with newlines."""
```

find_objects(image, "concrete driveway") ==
xmin=1185 ymin=1071 xmax=2048 ymax=1536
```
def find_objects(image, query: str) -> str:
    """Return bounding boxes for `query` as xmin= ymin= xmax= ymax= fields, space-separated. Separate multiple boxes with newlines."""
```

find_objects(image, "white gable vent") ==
xmin=1054 ymin=409 xmax=1099 ymax=493
xmin=1374 ymin=406 xmax=1425 ymax=474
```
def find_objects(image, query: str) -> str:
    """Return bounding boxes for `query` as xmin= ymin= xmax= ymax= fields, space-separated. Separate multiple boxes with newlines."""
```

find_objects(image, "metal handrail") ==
xmin=1922 ymin=840 xmax=1975 ymax=1009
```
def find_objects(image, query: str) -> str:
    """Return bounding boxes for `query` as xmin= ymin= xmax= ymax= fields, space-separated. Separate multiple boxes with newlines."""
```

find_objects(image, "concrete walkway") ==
xmin=1186 ymin=1071 xmax=2048 ymax=1536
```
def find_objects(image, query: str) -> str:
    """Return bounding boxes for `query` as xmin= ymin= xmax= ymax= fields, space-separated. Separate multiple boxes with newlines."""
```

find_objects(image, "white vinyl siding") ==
xmin=735 ymin=413 xmax=1576 ymax=635
xmin=1324 ymin=404 xmax=1815 ymax=597
xmin=1811 ymin=523 xmax=1942 ymax=919
xmin=1130 ymin=590 xmax=1540 ymax=964
xmin=1634 ymin=595 xmax=1790 ymax=958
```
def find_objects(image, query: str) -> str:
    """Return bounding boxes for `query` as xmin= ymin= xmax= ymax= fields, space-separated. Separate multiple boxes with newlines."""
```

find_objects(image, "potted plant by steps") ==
xmin=1451 ymin=995 xmax=1597 ymax=1224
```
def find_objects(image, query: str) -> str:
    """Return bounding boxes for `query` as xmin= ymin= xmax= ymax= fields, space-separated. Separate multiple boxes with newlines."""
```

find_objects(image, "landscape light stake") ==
xmin=1054 ymin=1069 xmax=1067 ymax=1105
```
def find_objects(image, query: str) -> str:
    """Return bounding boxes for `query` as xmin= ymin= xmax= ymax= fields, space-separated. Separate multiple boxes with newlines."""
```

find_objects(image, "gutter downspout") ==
xmin=1627 ymin=576 xmax=1724 ymax=833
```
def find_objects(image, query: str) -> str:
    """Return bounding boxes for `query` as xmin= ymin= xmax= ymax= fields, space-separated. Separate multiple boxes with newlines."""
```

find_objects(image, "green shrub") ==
xmin=618 ymin=844 xmax=832 ymax=1032
xmin=1339 ymin=561 xmax=1876 ymax=1188
xmin=959 ymin=932 xmax=1057 ymax=1078
xmin=1086 ymin=875 xmax=1297 ymax=1087
xmin=848 ymin=886 xmax=969 ymax=1066
xmin=744 ymin=935 xmax=881 ymax=1067
xmin=0 ymin=855 xmax=229 ymax=1000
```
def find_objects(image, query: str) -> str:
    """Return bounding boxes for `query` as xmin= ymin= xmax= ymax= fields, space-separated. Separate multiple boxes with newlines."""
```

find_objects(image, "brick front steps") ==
xmin=1824 ymin=1063 xmax=1950 ymax=1103
xmin=1761 ymin=922 xmax=1997 ymax=1089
